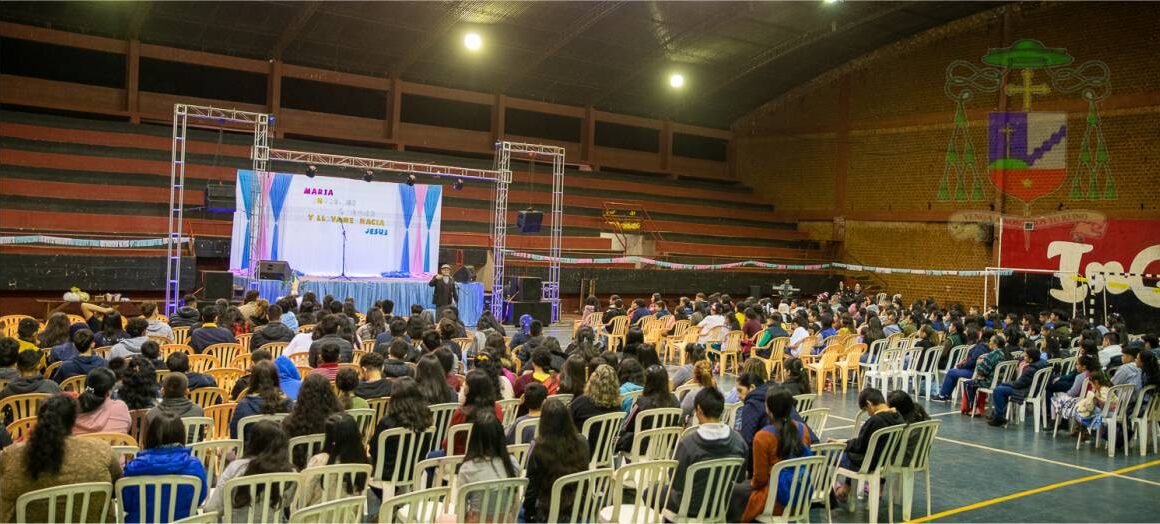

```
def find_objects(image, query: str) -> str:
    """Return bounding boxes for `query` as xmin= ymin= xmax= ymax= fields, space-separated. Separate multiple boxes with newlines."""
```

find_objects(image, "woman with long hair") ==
xmin=369 ymin=378 xmax=434 ymax=476
xmin=202 ymin=420 xmax=295 ymax=522
xmin=567 ymin=325 xmax=600 ymax=362
xmin=778 ymin=358 xmax=811 ymax=396
xmin=415 ymin=353 xmax=457 ymax=405
xmin=862 ymin=315 xmax=886 ymax=347
xmin=679 ymin=360 xmax=715 ymax=423
xmin=356 ymin=308 xmax=388 ymax=344
xmin=118 ymin=356 xmax=159 ymax=410
xmin=469 ymin=352 xmax=514 ymax=400
xmin=557 ymin=353 xmax=589 ymax=397
xmin=737 ymin=388 xmax=814 ymax=522
xmin=37 ymin=312 xmax=71 ymax=350
xmin=457 ymin=413 xmax=519 ymax=521
xmin=616 ymin=364 xmax=680 ymax=452
xmin=570 ymin=364 xmax=621 ymax=449
xmin=617 ymin=357 xmax=645 ymax=412
xmin=523 ymin=399 xmax=589 ymax=522
xmin=74 ymin=367 xmax=131 ymax=434
xmin=121 ymin=412 xmax=206 ymax=523
xmin=230 ymin=361 xmax=292 ymax=439
xmin=447 ymin=369 xmax=504 ymax=454
xmin=282 ymin=374 xmax=342 ymax=468
xmin=94 ymin=311 xmax=127 ymax=347
xmin=301 ymin=412 xmax=369 ymax=507
xmin=0 ymin=395 xmax=121 ymax=522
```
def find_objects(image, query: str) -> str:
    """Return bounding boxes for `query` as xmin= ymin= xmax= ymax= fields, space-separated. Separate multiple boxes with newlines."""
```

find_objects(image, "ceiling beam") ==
xmin=499 ymin=1 xmax=625 ymax=93
xmin=270 ymin=1 xmax=321 ymax=60
xmin=694 ymin=3 xmax=910 ymax=103
xmin=587 ymin=7 xmax=739 ymax=106
xmin=388 ymin=1 xmax=474 ymax=78
xmin=126 ymin=1 xmax=153 ymax=40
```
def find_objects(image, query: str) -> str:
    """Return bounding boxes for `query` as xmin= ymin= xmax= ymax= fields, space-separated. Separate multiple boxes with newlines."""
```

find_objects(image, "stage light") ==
xmin=405 ymin=174 xmax=416 ymax=187
xmin=453 ymin=179 xmax=464 ymax=191
xmin=363 ymin=170 xmax=374 ymax=183
xmin=464 ymin=32 xmax=482 ymax=51
xmin=306 ymin=165 xmax=317 ymax=178
xmin=669 ymin=73 xmax=685 ymax=88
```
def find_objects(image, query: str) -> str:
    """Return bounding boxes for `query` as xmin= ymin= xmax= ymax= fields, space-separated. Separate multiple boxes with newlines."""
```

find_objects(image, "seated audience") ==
xmin=230 ymin=361 xmax=293 ymax=439
xmin=308 ymin=315 xmax=354 ymax=366
xmin=55 ymin=329 xmax=106 ymax=382
xmin=118 ymin=357 xmax=160 ymax=410
xmin=202 ymin=420 xmax=295 ymax=522
xmin=932 ymin=327 xmax=985 ymax=401
xmin=0 ymin=351 xmax=60 ymax=408
xmin=275 ymin=355 xmax=303 ymax=401
xmin=988 ymin=347 xmax=1049 ymax=426
xmin=679 ymin=361 xmax=715 ymax=424
xmin=139 ymin=301 xmax=173 ymax=341
xmin=169 ymin=295 xmax=202 ymax=329
xmin=416 ymin=353 xmax=458 ymax=405
xmin=355 ymin=352 xmax=392 ymax=399
xmin=369 ymin=378 xmax=434 ymax=475
xmin=734 ymin=387 xmax=813 ymax=522
xmin=73 ymin=368 xmax=131 ymax=435
xmin=508 ymin=382 xmax=547 ymax=445
xmin=335 ymin=367 xmax=368 ymax=409
xmin=556 ymin=354 xmax=588 ymax=397
xmin=617 ymin=364 xmax=679 ymax=453
xmin=513 ymin=348 xmax=556 ymax=398
xmin=147 ymin=373 xmax=205 ymax=427
xmin=301 ymin=412 xmax=369 ymax=507
xmin=670 ymin=343 xmax=706 ymax=387
xmin=1112 ymin=343 xmax=1143 ymax=389
xmin=664 ymin=387 xmax=747 ymax=518
xmin=570 ymin=364 xmax=621 ymax=451
xmin=835 ymin=388 xmax=905 ymax=501
xmin=309 ymin=342 xmax=342 ymax=381
xmin=617 ymin=358 xmax=645 ymax=412
xmin=283 ymin=374 xmax=342 ymax=469
xmin=92 ymin=313 xmax=127 ymax=348
xmin=0 ymin=338 xmax=19 ymax=382
xmin=249 ymin=303 xmax=296 ymax=350
xmin=230 ymin=349 xmax=272 ymax=400
xmin=523 ymin=398 xmax=589 ymax=522
xmin=109 ymin=318 xmax=150 ymax=360
xmin=457 ymin=412 xmax=520 ymax=521
xmin=189 ymin=309 xmax=236 ymax=353
xmin=140 ymin=340 xmax=166 ymax=371
xmin=166 ymin=351 xmax=217 ymax=390
xmin=120 ymin=412 xmax=207 ymax=523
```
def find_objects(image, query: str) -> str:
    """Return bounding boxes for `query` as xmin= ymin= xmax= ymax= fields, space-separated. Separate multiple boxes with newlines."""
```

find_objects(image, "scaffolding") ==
xmin=166 ymin=104 xmax=565 ymax=322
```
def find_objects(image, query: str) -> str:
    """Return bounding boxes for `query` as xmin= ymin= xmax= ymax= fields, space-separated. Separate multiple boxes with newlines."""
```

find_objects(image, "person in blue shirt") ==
xmin=120 ymin=412 xmax=206 ymax=523
xmin=933 ymin=326 xmax=988 ymax=401
xmin=54 ymin=329 xmax=107 ymax=382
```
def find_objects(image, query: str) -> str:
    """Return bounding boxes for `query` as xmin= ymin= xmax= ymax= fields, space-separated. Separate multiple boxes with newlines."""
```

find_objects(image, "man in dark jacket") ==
xmin=382 ymin=339 xmax=414 ymax=379
xmin=374 ymin=317 xmax=411 ymax=352
xmin=933 ymin=327 xmax=986 ymax=401
xmin=987 ymin=347 xmax=1050 ymax=426
xmin=189 ymin=309 xmax=236 ymax=353
xmin=54 ymin=330 xmax=107 ymax=382
xmin=307 ymin=314 xmax=354 ymax=367
xmin=842 ymin=388 xmax=905 ymax=472
xmin=669 ymin=387 xmax=747 ymax=516
xmin=0 ymin=351 xmax=60 ymax=422
xmin=249 ymin=304 xmax=296 ymax=350
xmin=168 ymin=294 xmax=203 ymax=329
xmin=428 ymin=264 xmax=458 ymax=311
xmin=355 ymin=352 xmax=393 ymax=399
xmin=166 ymin=352 xmax=218 ymax=390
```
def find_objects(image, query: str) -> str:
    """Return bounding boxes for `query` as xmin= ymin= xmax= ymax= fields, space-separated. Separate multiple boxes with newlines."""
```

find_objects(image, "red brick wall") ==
xmin=735 ymin=3 xmax=1160 ymax=306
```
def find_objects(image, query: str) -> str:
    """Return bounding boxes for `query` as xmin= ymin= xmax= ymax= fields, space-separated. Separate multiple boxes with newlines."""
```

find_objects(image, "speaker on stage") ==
xmin=258 ymin=260 xmax=292 ymax=280
xmin=203 ymin=271 xmax=234 ymax=301
xmin=453 ymin=265 xmax=476 ymax=283
xmin=507 ymin=276 xmax=542 ymax=301
xmin=517 ymin=210 xmax=543 ymax=233
xmin=204 ymin=184 xmax=235 ymax=213
xmin=509 ymin=301 xmax=552 ymax=325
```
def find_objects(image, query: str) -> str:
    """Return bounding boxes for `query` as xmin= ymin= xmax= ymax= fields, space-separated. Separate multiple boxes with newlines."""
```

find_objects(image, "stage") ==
xmin=235 ymin=275 xmax=485 ymax=327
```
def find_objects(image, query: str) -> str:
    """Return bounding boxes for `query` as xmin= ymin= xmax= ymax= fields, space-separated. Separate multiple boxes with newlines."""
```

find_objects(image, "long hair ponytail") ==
xmin=78 ymin=368 xmax=116 ymax=413
xmin=765 ymin=387 xmax=804 ymax=459
xmin=26 ymin=395 xmax=77 ymax=480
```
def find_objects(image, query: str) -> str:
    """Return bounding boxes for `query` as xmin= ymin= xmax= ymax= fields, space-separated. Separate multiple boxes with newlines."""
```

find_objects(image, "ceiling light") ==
xmin=405 ymin=174 xmax=416 ymax=187
xmin=363 ymin=170 xmax=374 ymax=183
xmin=306 ymin=165 xmax=317 ymax=178
xmin=824 ymin=0 xmax=840 ymax=4
xmin=452 ymin=179 xmax=465 ymax=191
xmin=464 ymin=33 xmax=482 ymax=51
xmin=669 ymin=73 xmax=685 ymax=88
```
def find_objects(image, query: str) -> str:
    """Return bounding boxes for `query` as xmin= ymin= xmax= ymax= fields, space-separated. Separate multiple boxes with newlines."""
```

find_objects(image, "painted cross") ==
xmin=1006 ymin=69 xmax=1051 ymax=112
xmin=988 ymin=111 xmax=1068 ymax=203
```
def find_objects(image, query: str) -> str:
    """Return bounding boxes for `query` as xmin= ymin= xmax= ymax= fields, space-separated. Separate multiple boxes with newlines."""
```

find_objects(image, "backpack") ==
xmin=761 ymin=422 xmax=814 ymax=507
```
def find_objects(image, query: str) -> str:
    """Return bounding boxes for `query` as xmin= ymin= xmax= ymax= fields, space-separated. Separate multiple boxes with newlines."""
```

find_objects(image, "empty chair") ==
xmin=809 ymin=442 xmax=846 ymax=524
xmin=886 ymin=419 xmax=941 ymax=522
xmin=598 ymin=460 xmax=677 ymax=524
xmin=835 ymin=424 xmax=907 ymax=524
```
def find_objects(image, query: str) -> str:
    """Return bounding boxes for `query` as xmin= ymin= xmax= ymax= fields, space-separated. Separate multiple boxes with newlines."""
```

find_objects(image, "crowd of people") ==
xmin=0 ymin=284 xmax=1157 ymax=522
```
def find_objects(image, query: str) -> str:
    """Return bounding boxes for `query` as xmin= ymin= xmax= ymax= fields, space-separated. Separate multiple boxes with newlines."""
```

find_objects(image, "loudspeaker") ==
xmin=517 ymin=210 xmax=543 ymax=233
xmin=749 ymin=285 xmax=763 ymax=299
xmin=453 ymin=265 xmax=476 ymax=283
xmin=203 ymin=271 xmax=234 ymax=301
xmin=257 ymin=260 xmax=292 ymax=280
xmin=509 ymin=301 xmax=552 ymax=325
xmin=507 ymin=276 xmax=542 ymax=301
xmin=204 ymin=184 xmax=235 ymax=213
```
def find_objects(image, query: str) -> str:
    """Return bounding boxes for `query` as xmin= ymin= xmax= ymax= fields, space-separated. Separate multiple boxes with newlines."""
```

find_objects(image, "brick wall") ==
xmin=735 ymin=3 xmax=1160 ymax=307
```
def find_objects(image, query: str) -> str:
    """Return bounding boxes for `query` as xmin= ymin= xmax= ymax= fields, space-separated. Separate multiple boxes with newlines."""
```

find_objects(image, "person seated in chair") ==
xmin=189 ymin=309 xmax=236 ymax=353
xmin=166 ymin=351 xmax=218 ymax=390
xmin=669 ymin=387 xmax=747 ymax=518
xmin=832 ymin=388 xmax=904 ymax=502
xmin=249 ymin=304 xmax=295 ymax=350
xmin=987 ymin=347 xmax=1050 ymax=427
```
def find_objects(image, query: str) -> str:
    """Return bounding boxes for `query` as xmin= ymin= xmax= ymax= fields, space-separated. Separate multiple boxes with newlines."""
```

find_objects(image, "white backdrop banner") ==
xmin=229 ymin=170 xmax=442 ymax=277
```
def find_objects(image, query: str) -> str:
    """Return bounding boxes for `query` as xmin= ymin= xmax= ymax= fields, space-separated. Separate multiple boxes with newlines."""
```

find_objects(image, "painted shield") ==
xmin=988 ymin=112 xmax=1068 ymax=203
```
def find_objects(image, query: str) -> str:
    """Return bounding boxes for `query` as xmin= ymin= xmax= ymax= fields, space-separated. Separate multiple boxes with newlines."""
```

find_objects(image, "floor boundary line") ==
xmin=934 ymin=436 xmax=1160 ymax=487
xmin=906 ymin=459 xmax=1160 ymax=523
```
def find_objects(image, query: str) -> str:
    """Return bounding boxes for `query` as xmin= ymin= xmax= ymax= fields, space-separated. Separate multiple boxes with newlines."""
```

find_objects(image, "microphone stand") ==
xmin=337 ymin=219 xmax=351 ymax=281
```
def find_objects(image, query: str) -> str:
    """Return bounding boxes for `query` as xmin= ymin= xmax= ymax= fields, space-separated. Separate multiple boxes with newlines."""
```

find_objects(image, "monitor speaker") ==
xmin=203 ymin=271 xmax=234 ymax=301
xmin=507 ymin=276 xmax=542 ymax=302
xmin=517 ymin=210 xmax=543 ymax=233
xmin=204 ymin=184 xmax=235 ymax=213
xmin=257 ymin=260 xmax=292 ymax=280
xmin=508 ymin=301 xmax=552 ymax=325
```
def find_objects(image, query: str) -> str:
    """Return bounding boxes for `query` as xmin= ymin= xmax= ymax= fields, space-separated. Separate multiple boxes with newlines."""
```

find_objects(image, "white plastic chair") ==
xmin=446 ymin=423 xmax=472 ymax=453
xmin=629 ymin=426 xmax=684 ymax=462
xmin=835 ymin=424 xmax=906 ymax=524
xmin=223 ymin=471 xmax=302 ymax=523
xmin=754 ymin=456 xmax=827 ymax=523
xmin=810 ymin=442 xmax=846 ymax=524
xmin=792 ymin=394 xmax=816 ymax=414
xmin=598 ymin=460 xmax=677 ymax=524
xmin=190 ymin=439 xmax=241 ymax=489
xmin=911 ymin=347 xmax=943 ymax=398
xmin=660 ymin=457 xmax=744 ymax=523
xmin=298 ymin=463 xmax=372 ymax=510
xmin=970 ymin=360 xmax=1017 ymax=418
xmin=1007 ymin=367 xmax=1053 ymax=431
xmin=181 ymin=416 xmax=213 ymax=444
xmin=16 ymin=481 xmax=113 ymax=523
xmin=864 ymin=349 xmax=903 ymax=392
xmin=507 ymin=443 xmax=531 ymax=474
xmin=547 ymin=469 xmax=615 ymax=523
xmin=722 ymin=402 xmax=742 ymax=430
xmin=428 ymin=403 xmax=459 ymax=451
xmin=635 ymin=407 xmax=683 ymax=433
xmin=289 ymin=495 xmax=364 ymax=523
xmin=546 ymin=393 xmax=573 ymax=406
xmin=583 ymin=411 xmax=624 ymax=468
xmin=373 ymin=426 xmax=436 ymax=499
xmin=378 ymin=486 xmax=450 ymax=524
xmin=1131 ymin=385 xmax=1158 ymax=456
xmin=513 ymin=416 xmax=540 ymax=445
xmin=174 ymin=511 xmax=219 ymax=523
xmin=115 ymin=475 xmax=203 ymax=524
xmin=412 ymin=454 xmax=464 ymax=492
xmin=894 ymin=348 xmax=924 ymax=395
xmin=289 ymin=433 xmax=326 ymax=468
xmin=1103 ymin=383 xmax=1137 ymax=458
xmin=346 ymin=408 xmax=375 ymax=446
xmin=236 ymin=413 xmax=288 ymax=444
xmin=497 ymin=398 xmax=522 ymax=429
xmin=886 ymin=420 xmax=940 ymax=522
xmin=800 ymin=408 xmax=829 ymax=438
xmin=455 ymin=478 xmax=527 ymax=523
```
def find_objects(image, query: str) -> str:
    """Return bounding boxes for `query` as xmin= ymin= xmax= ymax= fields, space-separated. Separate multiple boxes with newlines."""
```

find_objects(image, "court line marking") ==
xmin=907 ymin=459 xmax=1160 ymax=523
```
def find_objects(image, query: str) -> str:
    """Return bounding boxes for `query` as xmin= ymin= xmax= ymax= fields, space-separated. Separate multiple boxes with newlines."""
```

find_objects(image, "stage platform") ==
xmin=234 ymin=275 xmax=485 ymax=327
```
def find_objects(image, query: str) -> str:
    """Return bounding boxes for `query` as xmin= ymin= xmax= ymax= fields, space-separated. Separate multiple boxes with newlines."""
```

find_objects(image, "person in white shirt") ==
xmin=787 ymin=315 xmax=810 ymax=357
xmin=1111 ymin=343 xmax=1142 ymax=388
xmin=697 ymin=303 xmax=727 ymax=344
xmin=1097 ymin=332 xmax=1123 ymax=368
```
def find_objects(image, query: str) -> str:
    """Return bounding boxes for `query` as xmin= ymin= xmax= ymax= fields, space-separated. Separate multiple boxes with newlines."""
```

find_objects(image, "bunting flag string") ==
xmin=0 ymin=235 xmax=191 ymax=248
xmin=504 ymin=251 xmax=1009 ymax=277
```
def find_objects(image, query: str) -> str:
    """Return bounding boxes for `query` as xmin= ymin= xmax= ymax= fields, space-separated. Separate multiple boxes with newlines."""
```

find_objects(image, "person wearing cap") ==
xmin=429 ymin=264 xmax=458 ymax=313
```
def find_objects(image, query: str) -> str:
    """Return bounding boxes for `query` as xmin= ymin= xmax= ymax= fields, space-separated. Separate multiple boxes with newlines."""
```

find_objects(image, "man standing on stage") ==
xmin=429 ymin=264 xmax=458 ymax=314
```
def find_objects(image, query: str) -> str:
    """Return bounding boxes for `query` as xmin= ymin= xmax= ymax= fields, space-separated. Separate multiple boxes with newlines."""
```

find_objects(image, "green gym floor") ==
xmin=543 ymin=324 xmax=1160 ymax=523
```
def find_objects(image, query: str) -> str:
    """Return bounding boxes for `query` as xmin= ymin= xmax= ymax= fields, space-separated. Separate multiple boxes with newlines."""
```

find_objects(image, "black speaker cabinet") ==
xmin=509 ymin=301 xmax=552 ymax=325
xmin=203 ymin=270 xmax=234 ymax=301
xmin=204 ymin=184 xmax=235 ymax=213
xmin=517 ymin=210 xmax=543 ymax=233
xmin=507 ymin=276 xmax=542 ymax=301
xmin=258 ymin=260 xmax=292 ymax=280
xmin=749 ymin=285 xmax=763 ymax=298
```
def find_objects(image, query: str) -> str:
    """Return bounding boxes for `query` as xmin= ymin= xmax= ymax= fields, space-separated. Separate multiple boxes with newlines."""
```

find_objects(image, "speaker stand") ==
xmin=336 ymin=221 xmax=352 ymax=281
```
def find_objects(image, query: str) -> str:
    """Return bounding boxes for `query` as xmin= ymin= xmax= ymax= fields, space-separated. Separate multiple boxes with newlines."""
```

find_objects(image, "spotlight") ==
xmin=306 ymin=165 xmax=317 ymax=178
xmin=405 ymin=174 xmax=416 ymax=187
xmin=464 ymin=32 xmax=482 ymax=51
xmin=669 ymin=73 xmax=685 ymax=89
xmin=363 ymin=170 xmax=374 ymax=183
xmin=452 ymin=179 xmax=464 ymax=191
